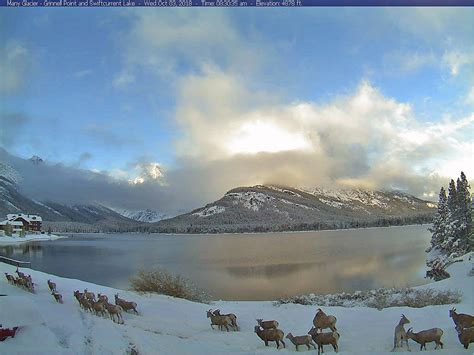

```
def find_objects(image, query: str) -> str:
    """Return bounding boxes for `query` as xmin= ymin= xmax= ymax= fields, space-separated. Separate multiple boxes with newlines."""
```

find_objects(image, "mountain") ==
xmin=110 ymin=208 xmax=168 ymax=223
xmin=155 ymin=185 xmax=436 ymax=233
xmin=29 ymin=155 xmax=44 ymax=165
xmin=0 ymin=162 xmax=138 ymax=230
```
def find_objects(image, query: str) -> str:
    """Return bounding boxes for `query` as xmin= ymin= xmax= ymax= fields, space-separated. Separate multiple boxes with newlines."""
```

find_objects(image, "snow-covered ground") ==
xmin=0 ymin=254 xmax=472 ymax=355
xmin=0 ymin=233 xmax=65 ymax=245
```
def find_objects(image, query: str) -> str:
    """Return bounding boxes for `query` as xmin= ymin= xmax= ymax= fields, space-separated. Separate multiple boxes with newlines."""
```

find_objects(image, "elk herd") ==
xmin=4 ymin=267 xmax=474 ymax=352
xmin=4 ymin=268 xmax=139 ymax=326
xmin=208 ymin=306 xmax=474 ymax=353
xmin=4 ymin=268 xmax=35 ymax=293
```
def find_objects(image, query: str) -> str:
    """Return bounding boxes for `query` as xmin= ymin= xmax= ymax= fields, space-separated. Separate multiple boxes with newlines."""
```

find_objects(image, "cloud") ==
xmin=112 ymin=71 xmax=135 ymax=89
xmin=466 ymin=86 xmax=474 ymax=105
xmin=115 ymin=10 xmax=268 ymax=89
xmin=74 ymin=152 xmax=93 ymax=167
xmin=442 ymin=49 xmax=474 ymax=76
xmin=0 ymin=112 xmax=29 ymax=148
xmin=0 ymin=41 xmax=31 ymax=94
xmin=171 ymin=72 xmax=474 ymax=201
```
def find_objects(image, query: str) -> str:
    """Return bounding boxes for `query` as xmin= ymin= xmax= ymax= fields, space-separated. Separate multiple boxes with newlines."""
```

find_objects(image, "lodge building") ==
xmin=0 ymin=213 xmax=42 ymax=234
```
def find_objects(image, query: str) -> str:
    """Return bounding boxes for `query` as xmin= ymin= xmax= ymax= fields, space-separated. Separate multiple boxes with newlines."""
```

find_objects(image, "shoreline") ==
xmin=59 ymin=222 xmax=432 ymax=237
xmin=0 ymin=233 xmax=67 ymax=245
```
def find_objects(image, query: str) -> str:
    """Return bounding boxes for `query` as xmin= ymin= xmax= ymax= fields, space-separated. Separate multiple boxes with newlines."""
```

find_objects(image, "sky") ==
xmin=0 ymin=8 xmax=473 ymax=213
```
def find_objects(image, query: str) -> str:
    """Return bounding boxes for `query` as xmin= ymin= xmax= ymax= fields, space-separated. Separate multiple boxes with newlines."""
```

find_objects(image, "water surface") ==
xmin=0 ymin=225 xmax=431 ymax=300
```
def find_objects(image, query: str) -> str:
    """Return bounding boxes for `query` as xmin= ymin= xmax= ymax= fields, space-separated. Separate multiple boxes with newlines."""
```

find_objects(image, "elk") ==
xmin=313 ymin=308 xmax=337 ymax=332
xmin=456 ymin=326 xmax=474 ymax=349
xmin=254 ymin=326 xmax=286 ymax=349
xmin=308 ymin=327 xmax=340 ymax=355
xmin=392 ymin=314 xmax=410 ymax=351
xmin=47 ymin=279 xmax=57 ymax=292
xmin=213 ymin=309 xmax=238 ymax=330
xmin=256 ymin=319 xmax=279 ymax=330
xmin=51 ymin=292 xmax=63 ymax=304
xmin=406 ymin=327 xmax=443 ymax=351
xmin=286 ymin=332 xmax=316 ymax=351
xmin=449 ymin=308 xmax=474 ymax=330
xmin=114 ymin=294 xmax=138 ymax=314
xmin=206 ymin=310 xmax=231 ymax=331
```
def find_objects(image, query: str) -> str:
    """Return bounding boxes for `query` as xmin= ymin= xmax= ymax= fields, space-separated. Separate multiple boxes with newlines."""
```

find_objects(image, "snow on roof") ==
xmin=0 ymin=220 xmax=24 ymax=226
xmin=6 ymin=213 xmax=43 ymax=222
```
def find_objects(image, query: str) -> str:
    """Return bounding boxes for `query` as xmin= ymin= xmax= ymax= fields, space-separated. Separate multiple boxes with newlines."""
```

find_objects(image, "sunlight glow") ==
xmin=227 ymin=120 xmax=312 ymax=155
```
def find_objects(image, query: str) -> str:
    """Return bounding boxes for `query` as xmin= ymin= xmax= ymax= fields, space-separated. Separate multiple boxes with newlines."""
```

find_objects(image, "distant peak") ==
xmin=29 ymin=155 xmax=44 ymax=165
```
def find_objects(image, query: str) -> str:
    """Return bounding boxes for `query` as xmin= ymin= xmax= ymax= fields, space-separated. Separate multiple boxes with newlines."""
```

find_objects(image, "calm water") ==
xmin=0 ymin=225 xmax=431 ymax=300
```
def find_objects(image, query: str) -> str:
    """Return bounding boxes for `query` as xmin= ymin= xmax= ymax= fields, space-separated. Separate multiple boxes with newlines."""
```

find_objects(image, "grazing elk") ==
xmin=308 ymin=327 xmax=340 ymax=355
xmin=406 ymin=327 xmax=443 ymax=351
xmin=286 ymin=332 xmax=316 ymax=351
xmin=254 ymin=326 xmax=286 ymax=349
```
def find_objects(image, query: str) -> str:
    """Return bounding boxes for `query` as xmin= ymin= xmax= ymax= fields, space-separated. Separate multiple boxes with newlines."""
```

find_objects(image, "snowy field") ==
xmin=0 ymin=233 xmax=65 ymax=245
xmin=0 ymin=253 xmax=472 ymax=355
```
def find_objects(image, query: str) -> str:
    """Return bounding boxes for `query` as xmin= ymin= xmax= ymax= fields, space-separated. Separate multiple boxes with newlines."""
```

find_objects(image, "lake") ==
xmin=0 ymin=225 xmax=431 ymax=301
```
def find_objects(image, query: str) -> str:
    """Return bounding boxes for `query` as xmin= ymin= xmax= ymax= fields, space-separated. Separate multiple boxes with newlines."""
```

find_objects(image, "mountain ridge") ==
xmin=154 ymin=184 xmax=435 ymax=233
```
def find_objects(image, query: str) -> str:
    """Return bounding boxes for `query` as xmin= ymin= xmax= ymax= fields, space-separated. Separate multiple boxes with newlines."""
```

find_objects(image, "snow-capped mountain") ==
xmin=29 ymin=155 xmax=44 ymax=165
xmin=0 ymin=162 xmax=22 ymax=186
xmin=0 ymin=163 xmax=137 ymax=227
xmin=156 ymin=185 xmax=436 ymax=233
xmin=111 ymin=208 xmax=167 ymax=223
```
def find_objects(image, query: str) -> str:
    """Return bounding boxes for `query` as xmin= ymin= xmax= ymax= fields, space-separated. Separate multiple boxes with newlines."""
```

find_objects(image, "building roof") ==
xmin=6 ymin=213 xmax=43 ymax=222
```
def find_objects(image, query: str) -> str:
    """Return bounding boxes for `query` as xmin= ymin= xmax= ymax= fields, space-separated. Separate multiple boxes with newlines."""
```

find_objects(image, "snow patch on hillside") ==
xmin=111 ymin=208 xmax=167 ymax=223
xmin=193 ymin=205 xmax=226 ymax=218
xmin=0 ymin=162 xmax=22 ymax=185
xmin=32 ymin=200 xmax=64 ymax=216
xmin=226 ymin=191 xmax=275 ymax=212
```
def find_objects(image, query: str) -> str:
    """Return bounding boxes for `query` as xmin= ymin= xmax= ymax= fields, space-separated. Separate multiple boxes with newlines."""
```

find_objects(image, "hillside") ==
xmin=111 ymin=208 xmax=168 ymax=223
xmin=155 ymin=185 xmax=436 ymax=233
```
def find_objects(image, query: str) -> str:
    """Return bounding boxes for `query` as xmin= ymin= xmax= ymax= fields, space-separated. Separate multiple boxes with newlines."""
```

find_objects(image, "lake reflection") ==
xmin=0 ymin=225 xmax=431 ymax=300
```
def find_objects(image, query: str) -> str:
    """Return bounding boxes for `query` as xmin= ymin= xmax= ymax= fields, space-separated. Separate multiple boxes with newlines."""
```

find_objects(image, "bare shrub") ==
xmin=275 ymin=288 xmax=461 ymax=309
xmin=130 ymin=267 xmax=211 ymax=303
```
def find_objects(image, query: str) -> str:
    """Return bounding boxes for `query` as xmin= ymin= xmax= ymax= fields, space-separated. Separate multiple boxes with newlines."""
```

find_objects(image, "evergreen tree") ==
xmin=447 ymin=179 xmax=458 ymax=215
xmin=428 ymin=172 xmax=472 ymax=261
xmin=428 ymin=187 xmax=448 ymax=251
xmin=456 ymin=172 xmax=471 ymax=250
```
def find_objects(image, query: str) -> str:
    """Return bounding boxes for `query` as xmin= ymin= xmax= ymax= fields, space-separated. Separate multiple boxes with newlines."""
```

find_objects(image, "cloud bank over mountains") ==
xmin=1 ymin=9 xmax=473 ymax=214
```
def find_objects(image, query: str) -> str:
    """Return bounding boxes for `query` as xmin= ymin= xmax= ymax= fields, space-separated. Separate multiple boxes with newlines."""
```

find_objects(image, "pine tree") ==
xmin=456 ymin=172 xmax=471 ymax=250
xmin=428 ymin=187 xmax=448 ymax=252
xmin=428 ymin=173 xmax=472 ymax=260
